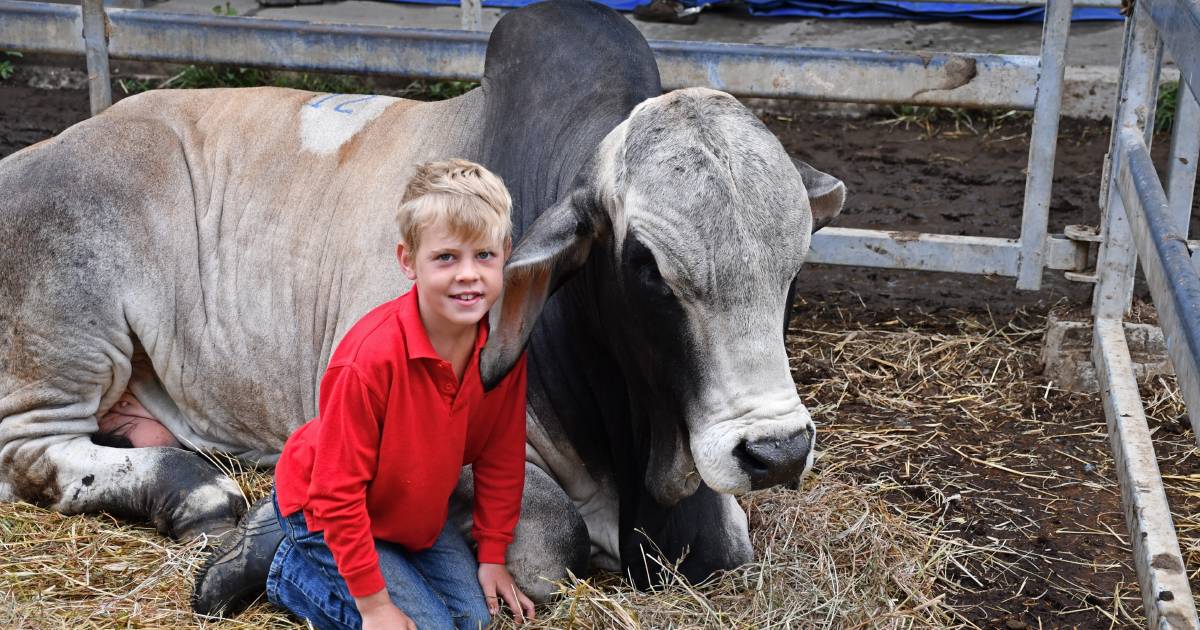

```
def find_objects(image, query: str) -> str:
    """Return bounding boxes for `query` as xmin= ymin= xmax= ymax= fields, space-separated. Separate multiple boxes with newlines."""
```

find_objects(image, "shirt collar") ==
xmin=397 ymin=287 xmax=490 ymax=362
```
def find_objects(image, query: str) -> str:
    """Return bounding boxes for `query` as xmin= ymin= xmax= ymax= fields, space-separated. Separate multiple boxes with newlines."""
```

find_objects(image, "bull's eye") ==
xmin=626 ymin=237 xmax=673 ymax=298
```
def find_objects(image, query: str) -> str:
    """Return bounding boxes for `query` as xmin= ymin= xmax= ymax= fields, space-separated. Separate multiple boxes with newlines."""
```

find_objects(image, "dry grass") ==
xmin=2 ymin=302 xmax=1196 ymax=629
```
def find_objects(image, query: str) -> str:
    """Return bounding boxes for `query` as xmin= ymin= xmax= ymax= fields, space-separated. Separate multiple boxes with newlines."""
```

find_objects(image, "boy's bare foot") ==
xmin=192 ymin=495 xmax=284 ymax=617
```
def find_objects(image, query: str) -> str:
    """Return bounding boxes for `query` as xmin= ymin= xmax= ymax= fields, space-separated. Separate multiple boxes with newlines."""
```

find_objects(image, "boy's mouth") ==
xmin=451 ymin=292 xmax=483 ymax=304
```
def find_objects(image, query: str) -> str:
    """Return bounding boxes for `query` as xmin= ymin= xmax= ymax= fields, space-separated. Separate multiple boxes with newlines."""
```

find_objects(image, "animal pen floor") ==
xmin=1 ymin=81 xmax=1199 ymax=629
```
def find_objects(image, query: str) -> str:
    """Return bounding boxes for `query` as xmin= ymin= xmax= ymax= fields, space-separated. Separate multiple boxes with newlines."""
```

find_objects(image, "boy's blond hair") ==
xmin=397 ymin=159 xmax=513 ymax=253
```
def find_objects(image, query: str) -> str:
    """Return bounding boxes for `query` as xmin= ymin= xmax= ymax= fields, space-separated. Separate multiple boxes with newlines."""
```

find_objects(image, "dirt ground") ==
xmin=2 ymin=80 xmax=1199 ymax=629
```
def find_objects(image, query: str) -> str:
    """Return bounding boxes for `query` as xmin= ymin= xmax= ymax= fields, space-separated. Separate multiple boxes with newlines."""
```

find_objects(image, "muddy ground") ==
xmin=1 ymin=80 xmax=1198 ymax=629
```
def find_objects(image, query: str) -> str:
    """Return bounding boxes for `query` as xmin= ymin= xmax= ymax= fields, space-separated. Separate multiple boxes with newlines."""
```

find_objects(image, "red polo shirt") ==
xmin=274 ymin=289 xmax=527 ymax=597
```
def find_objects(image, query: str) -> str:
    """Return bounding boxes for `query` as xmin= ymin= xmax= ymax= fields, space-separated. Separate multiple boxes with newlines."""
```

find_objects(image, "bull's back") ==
xmin=1 ymin=86 xmax=487 ymax=456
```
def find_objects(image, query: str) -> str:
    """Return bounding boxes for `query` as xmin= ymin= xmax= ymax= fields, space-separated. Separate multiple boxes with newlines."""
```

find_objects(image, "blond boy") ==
xmin=194 ymin=160 xmax=536 ymax=629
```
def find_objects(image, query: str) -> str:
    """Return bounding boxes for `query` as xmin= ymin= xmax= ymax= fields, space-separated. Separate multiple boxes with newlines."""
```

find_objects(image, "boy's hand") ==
xmin=355 ymin=589 xmax=417 ymax=630
xmin=478 ymin=562 xmax=536 ymax=624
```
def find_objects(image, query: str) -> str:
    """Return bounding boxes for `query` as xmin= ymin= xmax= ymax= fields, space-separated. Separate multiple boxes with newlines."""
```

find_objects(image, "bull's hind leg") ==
xmin=0 ymin=124 xmax=245 ymax=540
xmin=0 ymin=332 xmax=244 ymax=539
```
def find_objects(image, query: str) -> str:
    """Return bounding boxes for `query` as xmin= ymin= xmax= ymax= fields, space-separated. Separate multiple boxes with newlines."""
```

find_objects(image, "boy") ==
xmin=194 ymin=159 xmax=536 ymax=629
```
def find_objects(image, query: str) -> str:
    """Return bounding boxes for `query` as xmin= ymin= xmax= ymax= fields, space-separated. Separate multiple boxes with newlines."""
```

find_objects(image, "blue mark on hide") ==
xmin=333 ymin=95 xmax=376 ymax=114
xmin=308 ymin=94 xmax=377 ymax=115
xmin=308 ymin=93 xmax=341 ymax=109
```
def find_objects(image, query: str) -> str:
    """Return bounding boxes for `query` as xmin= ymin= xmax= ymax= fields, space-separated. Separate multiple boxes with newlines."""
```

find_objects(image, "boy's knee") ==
xmin=455 ymin=601 xmax=491 ymax=630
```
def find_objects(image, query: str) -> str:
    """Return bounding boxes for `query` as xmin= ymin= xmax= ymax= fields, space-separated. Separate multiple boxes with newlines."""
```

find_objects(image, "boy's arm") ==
xmin=307 ymin=365 xmax=387 ymax=597
xmin=470 ymin=355 xmax=528 ymax=564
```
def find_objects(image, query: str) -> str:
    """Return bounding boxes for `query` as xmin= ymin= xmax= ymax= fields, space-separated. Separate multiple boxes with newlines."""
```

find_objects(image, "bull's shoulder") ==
xmin=326 ymin=296 xmax=413 ymax=382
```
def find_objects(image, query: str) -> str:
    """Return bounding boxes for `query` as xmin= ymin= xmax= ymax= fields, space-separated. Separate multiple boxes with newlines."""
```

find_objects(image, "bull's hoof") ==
xmin=192 ymin=494 xmax=283 ymax=618
xmin=147 ymin=452 xmax=248 ymax=542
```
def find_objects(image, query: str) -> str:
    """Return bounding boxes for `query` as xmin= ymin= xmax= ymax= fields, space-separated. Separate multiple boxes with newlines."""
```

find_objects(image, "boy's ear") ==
xmin=397 ymin=243 xmax=417 ymax=280
xmin=481 ymin=188 xmax=604 ymax=390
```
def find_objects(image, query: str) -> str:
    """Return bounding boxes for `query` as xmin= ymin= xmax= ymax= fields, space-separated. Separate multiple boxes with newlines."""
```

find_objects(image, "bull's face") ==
xmin=482 ymin=88 xmax=844 ymax=505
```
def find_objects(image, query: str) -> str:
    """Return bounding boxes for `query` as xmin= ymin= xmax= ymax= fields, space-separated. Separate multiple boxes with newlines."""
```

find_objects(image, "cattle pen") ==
xmin=0 ymin=0 xmax=1198 ymax=628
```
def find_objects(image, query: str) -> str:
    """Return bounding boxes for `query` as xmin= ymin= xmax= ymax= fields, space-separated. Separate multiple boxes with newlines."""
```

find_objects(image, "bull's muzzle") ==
xmin=733 ymin=425 xmax=814 ymax=489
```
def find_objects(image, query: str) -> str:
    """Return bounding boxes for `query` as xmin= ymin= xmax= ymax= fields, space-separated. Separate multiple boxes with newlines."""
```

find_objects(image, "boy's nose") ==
xmin=456 ymin=259 xmax=481 ymax=281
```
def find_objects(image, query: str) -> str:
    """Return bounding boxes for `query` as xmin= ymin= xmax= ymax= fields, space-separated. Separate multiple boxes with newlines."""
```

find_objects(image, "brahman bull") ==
xmin=0 ymin=0 xmax=843 ymax=597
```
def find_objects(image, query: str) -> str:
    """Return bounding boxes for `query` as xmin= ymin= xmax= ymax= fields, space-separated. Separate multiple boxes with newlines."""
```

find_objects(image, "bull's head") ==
xmin=482 ymin=88 xmax=844 ymax=505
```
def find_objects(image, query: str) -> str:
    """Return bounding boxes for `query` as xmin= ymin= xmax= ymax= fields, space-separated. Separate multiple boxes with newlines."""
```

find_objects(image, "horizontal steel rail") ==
xmin=1116 ymin=128 xmax=1200 ymax=435
xmin=809 ymin=227 xmax=1087 ymax=276
xmin=0 ymin=0 xmax=1040 ymax=109
xmin=1093 ymin=318 xmax=1200 ymax=630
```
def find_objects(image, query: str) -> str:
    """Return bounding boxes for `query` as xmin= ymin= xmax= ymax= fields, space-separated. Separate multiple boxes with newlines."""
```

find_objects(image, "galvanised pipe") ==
xmin=0 ymin=0 xmax=1040 ymax=109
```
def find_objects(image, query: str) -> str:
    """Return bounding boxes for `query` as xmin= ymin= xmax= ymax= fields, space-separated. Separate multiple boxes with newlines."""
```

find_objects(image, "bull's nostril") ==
xmin=737 ymin=430 xmax=813 ymax=489
xmin=733 ymin=440 xmax=770 ymax=478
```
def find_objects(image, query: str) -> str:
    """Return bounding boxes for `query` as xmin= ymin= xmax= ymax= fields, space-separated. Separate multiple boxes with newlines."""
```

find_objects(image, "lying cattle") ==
xmin=0 ymin=0 xmax=842 ymax=600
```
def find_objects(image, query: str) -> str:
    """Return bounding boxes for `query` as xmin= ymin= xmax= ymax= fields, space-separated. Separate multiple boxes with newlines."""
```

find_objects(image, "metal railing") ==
xmin=2 ymin=0 xmax=1099 ymax=293
xmin=1090 ymin=0 xmax=1200 ymax=627
xmin=2 ymin=0 xmax=1197 ymax=625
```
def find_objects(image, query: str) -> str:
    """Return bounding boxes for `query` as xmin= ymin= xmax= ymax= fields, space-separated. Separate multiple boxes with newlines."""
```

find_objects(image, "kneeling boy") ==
xmin=195 ymin=159 xmax=536 ymax=629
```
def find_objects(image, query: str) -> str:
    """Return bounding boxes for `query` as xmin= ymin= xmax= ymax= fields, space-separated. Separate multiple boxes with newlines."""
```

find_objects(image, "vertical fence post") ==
xmin=81 ymin=0 xmax=111 ymax=116
xmin=1167 ymin=81 xmax=1199 ymax=234
xmin=1016 ymin=0 xmax=1073 ymax=290
xmin=1092 ymin=5 xmax=1162 ymax=320
xmin=460 ymin=0 xmax=482 ymax=31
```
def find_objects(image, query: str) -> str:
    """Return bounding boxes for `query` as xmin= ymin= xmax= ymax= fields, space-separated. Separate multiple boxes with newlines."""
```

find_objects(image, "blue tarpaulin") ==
xmin=388 ymin=0 xmax=1122 ymax=21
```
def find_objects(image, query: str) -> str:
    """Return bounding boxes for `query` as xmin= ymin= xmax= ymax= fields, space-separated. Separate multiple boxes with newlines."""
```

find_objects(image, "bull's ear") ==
xmin=792 ymin=157 xmax=845 ymax=232
xmin=480 ymin=189 xmax=603 ymax=390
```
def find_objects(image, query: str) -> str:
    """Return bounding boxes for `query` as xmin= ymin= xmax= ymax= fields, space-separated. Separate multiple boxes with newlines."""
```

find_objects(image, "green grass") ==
xmin=877 ymin=104 xmax=1029 ymax=136
xmin=1156 ymin=80 xmax=1179 ymax=134
xmin=115 ymin=63 xmax=477 ymax=102
xmin=0 ymin=51 xmax=22 ymax=82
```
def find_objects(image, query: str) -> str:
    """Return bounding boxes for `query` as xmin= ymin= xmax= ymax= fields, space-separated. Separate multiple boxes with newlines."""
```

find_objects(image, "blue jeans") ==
xmin=265 ymin=495 xmax=491 ymax=630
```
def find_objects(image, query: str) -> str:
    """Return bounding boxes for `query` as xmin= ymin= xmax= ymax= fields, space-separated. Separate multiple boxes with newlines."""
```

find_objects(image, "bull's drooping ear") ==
xmin=480 ymin=189 xmax=604 ymax=390
xmin=792 ymin=157 xmax=845 ymax=232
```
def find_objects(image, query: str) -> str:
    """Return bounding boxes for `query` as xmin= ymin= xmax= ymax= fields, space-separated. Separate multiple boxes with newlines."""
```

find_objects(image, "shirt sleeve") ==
xmin=306 ymin=365 xmax=387 ymax=597
xmin=470 ymin=354 xmax=528 ymax=564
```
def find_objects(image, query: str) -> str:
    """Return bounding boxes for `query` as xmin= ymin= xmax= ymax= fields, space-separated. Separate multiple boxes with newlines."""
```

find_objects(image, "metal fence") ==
xmin=1090 ymin=1 xmax=1200 ymax=627
xmin=1 ymin=0 xmax=1111 ymax=295
xmin=0 ymin=0 xmax=1197 ymax=626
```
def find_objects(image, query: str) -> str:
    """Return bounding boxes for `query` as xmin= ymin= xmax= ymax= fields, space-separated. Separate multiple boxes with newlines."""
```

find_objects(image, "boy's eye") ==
xmin=436 ymin=253 xmax=454 ymax=262
xmin=477 ymin=251 xmax=494 ymax=261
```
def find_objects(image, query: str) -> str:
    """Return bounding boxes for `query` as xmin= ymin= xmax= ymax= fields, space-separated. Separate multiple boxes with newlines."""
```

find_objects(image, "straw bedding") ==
xmin=2 ymin=300 xmax=1195 ymax=629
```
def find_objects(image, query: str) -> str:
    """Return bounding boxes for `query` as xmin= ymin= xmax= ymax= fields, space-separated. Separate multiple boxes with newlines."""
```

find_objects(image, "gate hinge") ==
xmin=1045 ymin=224 xmax=1102 ymax=283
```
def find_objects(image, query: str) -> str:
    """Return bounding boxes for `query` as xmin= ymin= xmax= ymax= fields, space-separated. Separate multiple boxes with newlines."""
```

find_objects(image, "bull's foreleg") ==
xmin=623 ymin=484 xmax=753 ymax=589
xmin=451 ymin=463 xmax=590 ymax=603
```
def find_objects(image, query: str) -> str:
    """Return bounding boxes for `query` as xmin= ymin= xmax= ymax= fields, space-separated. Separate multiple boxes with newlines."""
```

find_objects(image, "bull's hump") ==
xmin=298 ymin=93 xmax=403 ymax=156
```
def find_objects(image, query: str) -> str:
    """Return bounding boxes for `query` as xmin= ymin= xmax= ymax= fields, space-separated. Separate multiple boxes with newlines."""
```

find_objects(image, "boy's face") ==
xmin=397 ymin=221 xmax=506 ymax=335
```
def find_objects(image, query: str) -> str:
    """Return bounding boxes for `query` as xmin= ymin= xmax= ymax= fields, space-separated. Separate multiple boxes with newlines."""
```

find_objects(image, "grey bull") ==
xmin=0 ymin=0 xmax=844 ymax=597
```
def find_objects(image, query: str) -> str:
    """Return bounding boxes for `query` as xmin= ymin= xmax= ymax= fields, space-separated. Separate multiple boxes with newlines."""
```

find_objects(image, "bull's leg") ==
xmin=0 ymin=434 xmax=244 ymax=540
xmin=451 ymin=463 xmax=590 ymax=603
xmin=623 ymin=484 xmax=753 ymax=589
xmin=0 ymin=364 xmax=243 ymax=539
xmin=0 ymin=120 xmax=246 ymax=540
xmin=0 ymin=353 xmax=242 ymax=539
